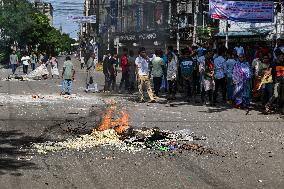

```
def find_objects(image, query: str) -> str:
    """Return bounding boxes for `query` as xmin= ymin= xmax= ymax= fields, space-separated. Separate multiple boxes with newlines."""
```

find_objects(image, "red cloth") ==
xmin=121 ymin=55 xmax=128 ymax=73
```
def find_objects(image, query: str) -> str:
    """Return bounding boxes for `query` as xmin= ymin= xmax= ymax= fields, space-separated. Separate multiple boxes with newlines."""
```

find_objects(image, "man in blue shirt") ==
xmin=179 ymin=48 xmax=194 ymax=102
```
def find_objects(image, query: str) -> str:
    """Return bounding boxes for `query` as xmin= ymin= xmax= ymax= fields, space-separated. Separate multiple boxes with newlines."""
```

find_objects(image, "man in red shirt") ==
xmin=119 ymin=49 xmax=129 ymax=92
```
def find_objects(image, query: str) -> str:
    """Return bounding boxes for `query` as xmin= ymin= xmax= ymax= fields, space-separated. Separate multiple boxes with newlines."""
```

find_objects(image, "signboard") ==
xmin=68 ymin=16 xmax=96 ymax=23
xmin=118 ymin=32 xmax=158 ymax=42
xmin=209 ymin=0 xmax=274 ymax=23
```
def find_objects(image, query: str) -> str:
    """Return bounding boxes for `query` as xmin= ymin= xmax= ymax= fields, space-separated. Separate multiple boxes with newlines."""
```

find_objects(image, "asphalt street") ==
xmin=0 ymin=56 xmax=283 ymax=189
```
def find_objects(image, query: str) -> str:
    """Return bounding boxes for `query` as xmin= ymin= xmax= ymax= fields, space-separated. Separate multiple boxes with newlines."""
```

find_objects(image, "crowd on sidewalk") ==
xmin=100 ymin=39 xmax=284 ymax=115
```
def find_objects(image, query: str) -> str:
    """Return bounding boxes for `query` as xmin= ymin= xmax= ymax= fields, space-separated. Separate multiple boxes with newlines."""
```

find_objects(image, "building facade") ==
xmin=33 ymin=0 xmax=54 ymax=26
xmin=95 ymin=0 xmax=210 ymax=54
xmin=82 ymin=0 xmax=284 ymax=54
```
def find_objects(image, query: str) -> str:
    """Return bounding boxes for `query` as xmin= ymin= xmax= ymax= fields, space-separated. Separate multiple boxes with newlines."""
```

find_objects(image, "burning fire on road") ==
xmin=32 ymin=102 xmax=215 ymax=156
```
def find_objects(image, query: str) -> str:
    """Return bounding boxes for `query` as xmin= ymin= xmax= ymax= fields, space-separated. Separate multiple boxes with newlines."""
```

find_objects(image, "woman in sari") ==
xmin=233 ymin=54 xmax=252 ymax=108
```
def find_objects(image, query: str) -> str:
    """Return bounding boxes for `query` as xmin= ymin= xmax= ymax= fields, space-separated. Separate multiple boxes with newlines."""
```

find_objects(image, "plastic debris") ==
xmin=159 ymin=147 xmax=170 ymax=151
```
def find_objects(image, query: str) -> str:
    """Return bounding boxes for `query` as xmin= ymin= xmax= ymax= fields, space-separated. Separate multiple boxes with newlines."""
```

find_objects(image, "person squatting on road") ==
xmin=135 ymin=47 xmax=155 ymax=103
xmin=61 ymin=56 xmax=75 ymax=95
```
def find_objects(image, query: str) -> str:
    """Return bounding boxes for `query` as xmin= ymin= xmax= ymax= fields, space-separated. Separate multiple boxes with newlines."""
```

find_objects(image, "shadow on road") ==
xmin=0 ymin=130 xmax=40 ymax=176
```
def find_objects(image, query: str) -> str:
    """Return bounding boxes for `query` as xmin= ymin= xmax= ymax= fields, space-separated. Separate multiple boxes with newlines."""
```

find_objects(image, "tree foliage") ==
xmin=0 ymin=0 xmax=75 ymax=60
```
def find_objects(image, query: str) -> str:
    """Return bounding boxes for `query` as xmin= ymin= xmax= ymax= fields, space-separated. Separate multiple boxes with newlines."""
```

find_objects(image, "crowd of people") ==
xmin=101 ymin=39 xmax=284 ymax=114
xmin=9 ymin=50 xmax=60 ymax=78
xmin=8 ymin=39 xmax=284 ymax=115
xmin=9 ymin=50 xmax=76 ymax=95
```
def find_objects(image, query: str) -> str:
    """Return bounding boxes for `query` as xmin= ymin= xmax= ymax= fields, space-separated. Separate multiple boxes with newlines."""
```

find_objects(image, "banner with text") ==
xmin=68 ymin=16 xmax=96 ymax=23
xmin=209 ymin=0 xmax=274 ymax=23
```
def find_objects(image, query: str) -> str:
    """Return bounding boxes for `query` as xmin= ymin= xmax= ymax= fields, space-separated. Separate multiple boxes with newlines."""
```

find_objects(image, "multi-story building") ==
xmin=87 ymin=0 xmax=284 ymax=54
xmin=96 ymin=0 xmax=207 ymax=53
xmin=33 ymin=0 xmax=54 ymax=26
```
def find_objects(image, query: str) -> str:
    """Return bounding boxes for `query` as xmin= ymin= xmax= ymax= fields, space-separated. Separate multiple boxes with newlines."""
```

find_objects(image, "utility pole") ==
xmin=281 ymin=2 xmax=284 ymax=36
xmin=193 ymin=0 xmax=199 ymax=45
xmin=96 ymin=0 xmax=100 ymax=37
xmin=107 ymin=28 xmax=110 ymax=50
xmin=176 ymin=0 xmax=180 ymax=53
xmin=225 ymin=20 xmax=229 ymax=49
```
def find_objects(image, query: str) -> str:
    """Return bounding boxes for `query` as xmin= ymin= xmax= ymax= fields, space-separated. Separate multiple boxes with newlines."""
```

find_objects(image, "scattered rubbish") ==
xmin=102 ymin=156 xmax=115 ymax=160
xmin=32 ymin=125 xmax=210 ymax=155
xmin=192 ymin=135 xmax=207 ymax=141
xmin=32 ymin=94 xmax=44 ymax=99
xmin=3 ymin=75 xmax=30 ymax=81
xmin=159 ymin=147 xmax=170 ymax=151
xmin=258 ymin=180 xmax=263 ymax=183
xmin=180 ymin=144 xmax=217 ymax=155
xmin=68 ymin=112 xmax=79 ymax=115
xmin=31 ymin=102 xmax=212 ymax=156
xmin=168 ymin=129 xmax=193 ymax=141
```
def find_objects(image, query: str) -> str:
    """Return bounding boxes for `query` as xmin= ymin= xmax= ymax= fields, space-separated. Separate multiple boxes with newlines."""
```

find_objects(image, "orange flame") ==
xmin=94 ymin=102 xmax=129 ymax=135
xmin=112 ymin=112 xmax=129 ymax=135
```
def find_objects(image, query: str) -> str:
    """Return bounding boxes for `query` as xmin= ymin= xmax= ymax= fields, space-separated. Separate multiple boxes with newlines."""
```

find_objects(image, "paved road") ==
xmin=0 ymin=56 xmax=283 ymax=189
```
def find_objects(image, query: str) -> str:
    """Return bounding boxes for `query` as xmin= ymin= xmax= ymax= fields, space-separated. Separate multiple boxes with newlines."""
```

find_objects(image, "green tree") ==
xmin=0 ymin=0 xmax=34 ymax=48
xmin=0 ymin=0 xmax=76 ymax=63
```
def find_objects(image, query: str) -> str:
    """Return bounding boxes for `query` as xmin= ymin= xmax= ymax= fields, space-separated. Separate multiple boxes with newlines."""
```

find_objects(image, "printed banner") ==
xmin=68 ymin=16 xmax=96 ymax=23
xmin=209 ymin=0 xmax=274 ymax=23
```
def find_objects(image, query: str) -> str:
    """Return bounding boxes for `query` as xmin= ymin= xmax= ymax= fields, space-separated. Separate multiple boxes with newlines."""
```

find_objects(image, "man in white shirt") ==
xmin=80 ymin=56 xmax=85 ymax=69
xmin=21 ymin=52 xmax=31 ymax=74
xmin=213 ymin=50 xmax=227 ymax=103
xmin=135 ymin=47 xmax=155 ymax=103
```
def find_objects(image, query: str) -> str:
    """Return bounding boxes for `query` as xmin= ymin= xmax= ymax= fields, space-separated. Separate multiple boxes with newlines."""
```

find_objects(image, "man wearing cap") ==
xmin=135 ymin=47 xmax=155 ymax=103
